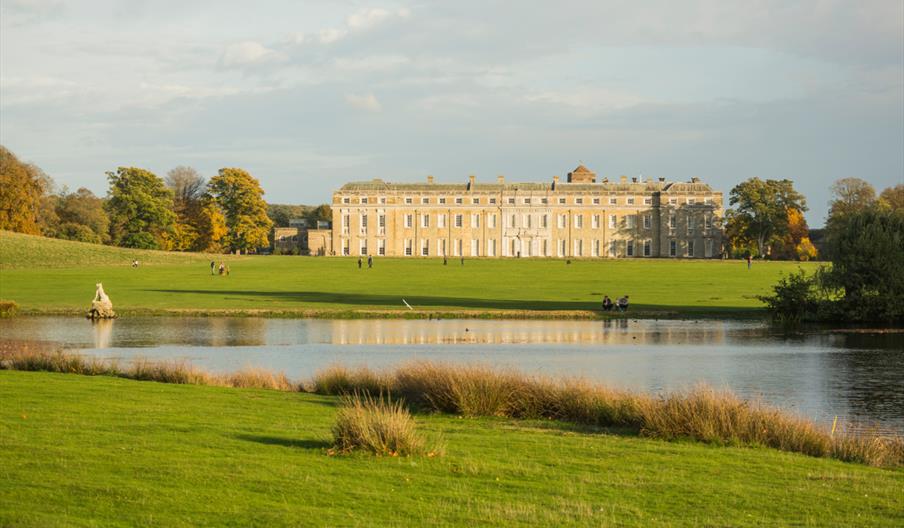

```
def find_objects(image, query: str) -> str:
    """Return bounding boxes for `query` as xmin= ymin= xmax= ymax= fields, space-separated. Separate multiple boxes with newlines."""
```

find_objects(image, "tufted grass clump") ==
xmin=331 ymin=392 xmax=440 ymax=457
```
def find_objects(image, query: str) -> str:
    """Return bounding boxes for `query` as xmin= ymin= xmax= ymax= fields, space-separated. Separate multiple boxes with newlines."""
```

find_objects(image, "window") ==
xmin=454 ymin=239 xmax=462 ymax=256
xmin=455 ymin=197 xmax=462 ymax=204
xmin=342 ymin=213 xmax=350 ymax=235
xmin=593 ymin=198 xmax=600 ymax=205
xmin=542 ymin=239 xmax=548 ymax=257
xmin=669 ymin=240 xmax=677 ymax=257
xmin=405 ymin=197 xmax=413 ymax=204
xmin=421 ymin=239 xmax=429 ymax=256
xmin=687 ymin=216 xmax=695 ymax=235
xmin=378 ymin=239 xmax=385 ymax=256
xmin=421 ymin=214 xmax=429 ymax=228
xmin=510 ymin=239 xmax=517 ymax=257
xmin=557 ymin=214 xmax=566 ymax=229
xmin=644 ymin=197 xmax=652 ymax=205
xmin=592 ymin=239 xmax=600 ymax=257
xmin=558 ymin=239 xmax=566 ymax=257
xmin=558 ymin=197 xmax=566 ymax=204
xmin=643 ymin=239 xmax=651 ymax=257
xmin=576 ymin=198 xmax=583 ymax=205
xmin=705 ymin=197 xmax=713 ymax=205
xmin=705 ymin=239 xmax=713 ymax=258
xmin=439 ymin=239 xmax=446 ymax=256
xmin=687 ymin=198 xmax=696 ymax=205
xmin=360 ymin=214 xmax=368 ymax=234
xmin=404 ymin=239 xmax=412 ymax=256
xmin=669 ymin=215 xmax=676 ymax=231
xmin=574 ymin=215 xmax=583 ymax=228
xmin=439 ymin=197 xmax=446 ymax=204
xmin=687 ymin=240 xmax=695 ymax=257
xmin=524 ymin=214 xmax=531 ymax=228
xmin=541 ymin=197 xmax=548 ymax=204
xmin=626 ymin=215 xmax=636 ymax=229
xmin=704 ymin=214 xmax=712 ymax=230
xmin=541 ymin=214 xmax=548 ymax=228
xmin=509 ymin=214 xmax=516 ymax=228
xmin=421 ymin=197 xmax=429 ymax=204
xmin=438 ymin=214 xmax=446 ymax=228
xmin=487 ymin=239 xmax=496 ymax=257
xmin=472 ymin=214 xmax=480 ymax=228
xmin=573 ymin=239 xmax=583 ymax=256
xmin=378 ymin=214 xmax=386 ymax=234
xmin=609 ymin=240 xmax=617 ymax=257
xmin=669 ymin=198 xmax=678 ymax=205
xmin=472 ymin=198 xmax=480 ymax=204
xmin=489 ymin=198 xmax=497 ymax=204
xmin=342 ymin=240 xmax=350 ymax=255
xmin=360 ymin=242 xmax=367 ymax=255
xmin=609 ymin=197 xmax=617 ymax=205
xmin=507 ymin=197 xmax=516 ymax=204
xmin=592 ymin=215 xmax=600 ymax=229
xmin=626 ymin=240 xmax=635 ymax=257
xmin=361 ymin=197 xmax=368 ymax=204
xmin=471 ymin=239 xmax=479 ymax=256
xmin=627 ymin=197 xmax=635 ymax=205
xmin=608 ymin=215 xmax=617 ymax=229
xmin=343 ymin=197 xmax=350 ymax=204
xmin=489 ymin=214 xmax=497 ymax=228
xmin=523 ymin=198 xmax=531 ymax=204
xmin=379 ymin=197 xmax=386 ymax=204
xmin=643 ymin=215 xmax=651 ymax=230
xmin=455 ymin=214 xmax=463 ymax=228
xmin=405 ymin=214 xmax=413 ymax=228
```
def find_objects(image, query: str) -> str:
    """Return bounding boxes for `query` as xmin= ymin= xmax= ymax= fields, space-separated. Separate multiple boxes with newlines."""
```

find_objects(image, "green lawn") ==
xmin=1 ymin=371 xmax=901 ymax=527
xmin=0 ymin=231 xmax=820 ymax=317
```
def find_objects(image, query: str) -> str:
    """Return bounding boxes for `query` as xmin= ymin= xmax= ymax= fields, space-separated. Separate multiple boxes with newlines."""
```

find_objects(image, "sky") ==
xmin=1 ymin=0 xmax=902 ymax=227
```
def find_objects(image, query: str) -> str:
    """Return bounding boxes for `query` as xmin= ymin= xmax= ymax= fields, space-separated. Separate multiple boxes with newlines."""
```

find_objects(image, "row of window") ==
xmin=341 ymin=195 xmax=715 ymax=206
xmin=340 ymin=212 xmax=714 ymax=234
xmin=340 ymin=238 xmax=715 ymax=258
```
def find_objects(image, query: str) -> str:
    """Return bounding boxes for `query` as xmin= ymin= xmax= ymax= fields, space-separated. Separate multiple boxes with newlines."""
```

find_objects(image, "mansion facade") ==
xmin=330 ymin=165 xmax=723 ymax=259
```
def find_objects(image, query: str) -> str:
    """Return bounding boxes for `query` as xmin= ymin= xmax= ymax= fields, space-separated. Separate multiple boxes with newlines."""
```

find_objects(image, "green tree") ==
xmin=305 ymin=204 xmax=332 ymax=227
xmin=726 ymin=178 xmax=807 ymax=258
xmin=207 ymin=168 xmax=272 ymax=253
xmin=0 ymin=146 xmax=51 ymax=235
xmin=267 ymin=204 xmax=307 ymax=227
xmin=105 ymin=167 xmax=176 ymax=249
xmin=824 ymin=178 xmax=878 ymax=259
xmin=54 ymin=188 xmax=110 ymax=244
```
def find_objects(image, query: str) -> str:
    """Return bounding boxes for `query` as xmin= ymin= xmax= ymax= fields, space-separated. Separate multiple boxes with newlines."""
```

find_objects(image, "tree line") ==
xmin=0 ymin=145 xmax=329 ymax=254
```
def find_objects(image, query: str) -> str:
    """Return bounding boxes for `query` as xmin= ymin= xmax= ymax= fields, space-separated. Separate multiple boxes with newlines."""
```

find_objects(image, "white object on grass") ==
xmin=402 ymin=299 xmax=413 ymax=310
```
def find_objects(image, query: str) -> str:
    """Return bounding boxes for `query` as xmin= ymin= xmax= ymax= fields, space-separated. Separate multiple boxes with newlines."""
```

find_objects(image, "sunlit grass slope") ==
xmin=0 ymin=231 xmax=820 ymax=316
xmin=1 ymin=371 xmax=901 ymax=527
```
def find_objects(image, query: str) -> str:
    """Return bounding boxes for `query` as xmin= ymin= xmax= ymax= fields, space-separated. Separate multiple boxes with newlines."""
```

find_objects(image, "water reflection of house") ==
xmin=272 ymin=219 xmax=333 ymax=255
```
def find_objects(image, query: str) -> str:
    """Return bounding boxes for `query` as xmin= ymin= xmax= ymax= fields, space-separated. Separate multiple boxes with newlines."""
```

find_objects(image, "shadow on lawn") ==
xmin=236 ymin=434 xmax=331 ymax=450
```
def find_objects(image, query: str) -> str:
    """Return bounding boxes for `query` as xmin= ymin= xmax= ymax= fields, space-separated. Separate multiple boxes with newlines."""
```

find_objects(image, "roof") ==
xmin=337 ymin=178 xmax=719 ymax=194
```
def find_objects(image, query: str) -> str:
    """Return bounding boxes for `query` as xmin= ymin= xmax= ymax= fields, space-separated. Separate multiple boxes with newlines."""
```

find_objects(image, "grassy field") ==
xmin=1 ymin=371 xmax=902 ymax=527
xmin=0 ymin=231 xmax=820 ymax=317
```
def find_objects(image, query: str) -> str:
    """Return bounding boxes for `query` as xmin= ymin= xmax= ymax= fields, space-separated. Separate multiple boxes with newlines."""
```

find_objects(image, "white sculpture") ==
xmin=87 ymin=282 xmax=115 ymax=319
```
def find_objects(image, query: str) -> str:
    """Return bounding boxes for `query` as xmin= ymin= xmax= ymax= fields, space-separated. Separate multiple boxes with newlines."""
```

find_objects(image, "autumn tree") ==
xmin=827 ymin=178 xmax=876 ymax=219
xmin=878 ymin=184 xmax=904 ymax=212
xmin=0 ymin=145 xmax=51 ymax=234
xmin=191 ymin=197 xmax=228 ymax=252
xmin=105 ymin=167 xmax=176 ymax=249
xmin=725 ymin=178 xmax=807 ymax=258
xmin=165 ymin=166 xmax=206 ymax=251
xmin=207 ymin=168 xmax=272 ymax=253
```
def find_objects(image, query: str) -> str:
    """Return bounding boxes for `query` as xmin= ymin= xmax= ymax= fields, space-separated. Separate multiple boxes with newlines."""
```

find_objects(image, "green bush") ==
xmin=0 ymin=300 xmax=18 ymax=317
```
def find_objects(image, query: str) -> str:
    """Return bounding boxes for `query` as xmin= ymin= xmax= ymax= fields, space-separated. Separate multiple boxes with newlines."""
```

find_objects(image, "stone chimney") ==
xmin=632 ymin=177 xmax=638 ymax=183
xmin=427 ymin=175 xmax=434 ymax=184
xmin=469 ymin=174 xmax=476 ymax=190
xmin=620 ymin=175 xmax=628 ymax=184
xmin=552 ymin=175 xmax=559 ymax=189
xmin=497 ymin=175 xmax=505 ymax=184
xmin=691 ymin=177 xmax=700 ymax=183
xmin=658 ymin=177 xmax=666 ymax=182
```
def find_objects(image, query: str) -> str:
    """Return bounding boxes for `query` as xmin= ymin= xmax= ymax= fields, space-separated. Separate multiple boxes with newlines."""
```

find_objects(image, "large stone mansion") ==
xmin=319 ymin=165 xmax=724 ymax=259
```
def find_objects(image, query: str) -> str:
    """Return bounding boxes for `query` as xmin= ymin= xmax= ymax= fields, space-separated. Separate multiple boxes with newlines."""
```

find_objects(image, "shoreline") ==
xmin=11 ymin=306 xmax=770 ymax=320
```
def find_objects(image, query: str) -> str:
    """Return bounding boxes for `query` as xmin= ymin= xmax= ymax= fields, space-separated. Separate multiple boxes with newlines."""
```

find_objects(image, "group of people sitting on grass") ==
xmin=601 ymin=295 xmax=629 ymax=312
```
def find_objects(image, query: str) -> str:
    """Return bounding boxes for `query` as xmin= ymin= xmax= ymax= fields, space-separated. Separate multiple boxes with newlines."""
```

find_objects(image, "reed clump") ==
xmin=331 ymin=392 xmax=440 ymax=457
xmin=0 ymin=300 xmax=19 ymax=318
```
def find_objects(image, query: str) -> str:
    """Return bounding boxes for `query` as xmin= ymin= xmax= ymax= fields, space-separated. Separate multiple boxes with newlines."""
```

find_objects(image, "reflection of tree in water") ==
xmin=822 ymin=332 xmax=904 ymax=433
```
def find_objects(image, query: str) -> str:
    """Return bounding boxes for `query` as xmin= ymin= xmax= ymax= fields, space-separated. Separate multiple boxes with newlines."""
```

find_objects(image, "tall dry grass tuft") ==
xmin=331 ymin=392 xmax=439 ymax=456
xmin=312 ymin=364 xmax=390 ymax=395
xmin=217 ymin=368 xmax=297 ymax=391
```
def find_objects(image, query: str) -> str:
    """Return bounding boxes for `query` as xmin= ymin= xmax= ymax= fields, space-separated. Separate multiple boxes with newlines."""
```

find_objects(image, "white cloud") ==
xmin=219 ymin=41 xmax=287 ymax=68
xmin=318 ymin=28 xmax=348 ymax=44
xmin=346 ymin=8 xmax=391 ymax=31
xmin=344 ymin=93 xmax=382 ymax=112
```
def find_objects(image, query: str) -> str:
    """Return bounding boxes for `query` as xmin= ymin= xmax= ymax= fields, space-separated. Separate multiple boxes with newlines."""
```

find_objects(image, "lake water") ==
xmin=2 ymin=316 xmax=902 ymax=433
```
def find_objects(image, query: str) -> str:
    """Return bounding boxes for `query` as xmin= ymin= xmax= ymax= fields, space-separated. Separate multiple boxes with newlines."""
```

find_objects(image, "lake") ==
xmin=2 ymin=316 xmax=902 ymax=433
